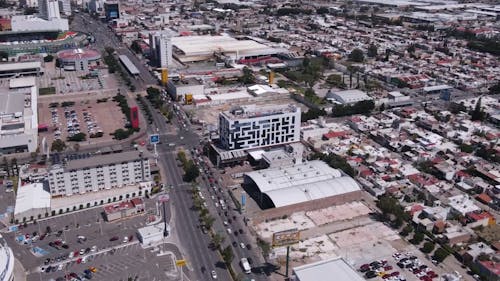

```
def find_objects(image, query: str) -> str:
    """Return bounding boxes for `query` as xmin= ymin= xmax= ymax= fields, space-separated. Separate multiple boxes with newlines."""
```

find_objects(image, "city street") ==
xmin=71 ymin=14 xmax=157 ymax=90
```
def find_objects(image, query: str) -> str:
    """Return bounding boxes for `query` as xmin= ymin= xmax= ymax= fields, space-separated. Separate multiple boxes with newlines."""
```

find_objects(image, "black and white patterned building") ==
xmin=219 ymin=104 xmax=301 ymax=150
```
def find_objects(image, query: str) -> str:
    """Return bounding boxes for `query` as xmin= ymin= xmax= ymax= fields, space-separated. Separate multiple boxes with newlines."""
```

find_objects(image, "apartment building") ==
xmin=219 ymin=104 xmax=301 ymax=150
xmin=48 ymin=151 xmax=151 ymax=197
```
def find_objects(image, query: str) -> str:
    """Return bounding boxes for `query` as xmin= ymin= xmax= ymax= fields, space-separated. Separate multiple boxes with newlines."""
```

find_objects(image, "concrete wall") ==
xmin=251 ymin=190 xmax=363 ymax=225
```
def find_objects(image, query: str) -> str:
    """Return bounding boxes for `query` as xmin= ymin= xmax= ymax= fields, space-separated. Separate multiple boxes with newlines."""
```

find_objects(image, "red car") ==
xmin=73 ymin=250 xmax=79 ymax=257
xmin=420 ymin=276 xmax=431 ymax=281
xmin=384 ymin=265 xmax=393 ymax=271
xmin=391 ymin=271 xmax=400 ymax=277
xmin=109 ymin=236 xmax=119 ymax=241
xmin=382 ymin=274 xmax=391 ymax=279
xmin=359 ymin=264 xmax=370 ymax=272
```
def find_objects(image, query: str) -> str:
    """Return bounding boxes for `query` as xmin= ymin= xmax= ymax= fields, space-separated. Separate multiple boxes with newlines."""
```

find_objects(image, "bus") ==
xmin=240 ymin=258 xmax=251 ymax=274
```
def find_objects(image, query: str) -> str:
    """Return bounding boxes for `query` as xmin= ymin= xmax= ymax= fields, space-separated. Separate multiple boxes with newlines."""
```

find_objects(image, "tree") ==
xmin=410 ymin=232 xmax=424 ymax=245
xmin=239 ymin=67 xmax=255 ymax=85
xmin=407 ymin=44 xmax=416 ymax=54
xmin=212 ymin=233 xmax=225 ymax=249
xmin=367 ymin=44 xmax=378 ymax=58
xmin=0 ymin=51 xmax=8 ymax=61
xmin=68 ymin=132 xmax=86 ymax=142
xmin=113 ymin=129 xmax=131 ymax=140
xmin=221 ymin=245 xmax=234 ymax=265
xmin=421 ymin=242 xmax=435 ymax=253
xmin=43 ymin=55 xmax=54 ymax=62
xmin=51 ymin=139 xmax=66 ymax=152
xmin=432 ymin=247 xmax=450 ymax=263
xmin=202 ymin=215 xmax=215 ymax=229
xmin=379 ymin=103 xmax=385 ymax=112
xmin=131 ymin=41 xmax=142 ymax=54
xmin=459 ymin=143 xmax=474 ymax=153
xmin=24 ymin=7 xmax=37 ymax=15
xmin=348 ymin=48 xmax=364 ymax=62
xmin=470 ymin=98 xmax=485 ymax=121
xmin=183 ymin=161 xmax=200 ymax=182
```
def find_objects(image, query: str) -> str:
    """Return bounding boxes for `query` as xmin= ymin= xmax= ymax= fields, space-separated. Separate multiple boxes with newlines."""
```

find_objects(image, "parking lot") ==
xmin=28 ymin=243 xmax=179 ymax=281
xmin=38 ymin=98 xmax=128 ymax=149
xmin=37 ymin=61 xmax=120 ymax=95
xmin=3 ymin=202 xmax=160 ymax=275
xmin=356 ymin=251 xmax=441 ymax=281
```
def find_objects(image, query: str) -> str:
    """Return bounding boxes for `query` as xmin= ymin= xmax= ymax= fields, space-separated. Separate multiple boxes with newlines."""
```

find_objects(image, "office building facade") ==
xmin=48 ymin=151 xmax=151 ymax=197
xmin=149 ymin=32 xmax=173 ymax=68
xmin=104 ymin=2 xmax=119 ymax=21
xmin=219 ymin=104 xmax=301 ymax=150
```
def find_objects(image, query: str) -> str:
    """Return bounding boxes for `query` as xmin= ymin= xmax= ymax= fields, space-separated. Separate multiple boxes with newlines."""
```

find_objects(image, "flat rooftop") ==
xmin=0 ymin=92 xmax=25 ymax=115
xmin=0 ymin=61 xmax=41 ymax=72
xmin=172 ymin=35 xmax=288 ymax=58
xmin=221 ymin=104 xmax=299 ymax=120
xmin=293 ymin=257 xmax=365 ymax=281
xmin=60 ymin=150 xmax=151 ymax=171
xmin=118 ymin=55 xmax=140 ymax=75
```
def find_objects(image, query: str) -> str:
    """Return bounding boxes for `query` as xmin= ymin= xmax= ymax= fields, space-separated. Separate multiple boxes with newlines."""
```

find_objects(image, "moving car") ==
xmin=211 ymin=270 xmax=217 ymax=279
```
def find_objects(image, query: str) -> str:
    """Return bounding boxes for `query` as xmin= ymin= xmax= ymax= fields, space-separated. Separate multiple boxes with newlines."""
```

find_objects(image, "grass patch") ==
xmin=39 ymin=87 xmax=56 ymax=96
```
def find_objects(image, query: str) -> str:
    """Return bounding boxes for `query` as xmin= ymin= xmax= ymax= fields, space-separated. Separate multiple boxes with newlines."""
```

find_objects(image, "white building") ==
xmin=39 ymin=0 xmax=61 ymax=20
xmin=48 ymin=151 xmax=152 ymax=197
xmin=0 ymin=235 xmax=14 ymax=281
xmin=149 ymin=31 xmax=173 ymax=68
xmin=166 ymin=77 xmax=204 ymax=101
xmin=0 ymin=77 xmax=38 ymax=154
xmin=11 ymin=15 xmax=69 ymax=32
xmin=14 ymin=182 xmax=51 ymax=221
xmin=326 ymin=89 xmax=372 ymax=104
xmin=292 ymin=257 xmax=365 ymax=281
xmin=58 ymin=0 xmax=72 ymax=17
xmin=88 ymin=0 xmax=104 ymax=13
xmin=137 ymin=223 xmax=170 ymax=246
xmin=219 ymin=104 xmax=301 ymax=150
xmin=244 ymin=160 xmax=361 ymax=208
xmin=12 ymin=0 xmax=68 ymax=32
xmin=20 ymin=0 xmax=38 ymax=7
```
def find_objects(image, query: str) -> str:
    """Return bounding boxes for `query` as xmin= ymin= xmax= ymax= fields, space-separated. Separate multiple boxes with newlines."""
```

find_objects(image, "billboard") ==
xmin=161 ymin=68 xmax=168 ymax=85
xmin=185 ymin=94 xmax=193 ymax=105
xmin=130 ymin=106 xmax=139 ymax=129
xmin=149 ymin=134 xmax=160 ymax=144
xmin=272 ymin=229 xmax=300 ymax=247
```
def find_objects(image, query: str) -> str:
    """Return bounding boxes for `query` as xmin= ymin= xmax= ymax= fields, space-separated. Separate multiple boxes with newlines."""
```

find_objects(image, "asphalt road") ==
xmin=72 ymin=12 xmax=269 ymax=281
xmin=71 ymin=14 xmax=158 ymax=90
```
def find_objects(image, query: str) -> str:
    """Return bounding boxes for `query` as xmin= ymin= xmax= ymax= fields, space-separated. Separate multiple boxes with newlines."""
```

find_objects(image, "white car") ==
xmin=123 ymin=237 xmax=129 ymax=243
xmin=211 ymin=270 xmax=217 ymax=279
xmin=223 ymin=221 xmax=228 ymax=226
xmin=240 ymin=243 xmax=246 ymax=249
xmin=57 ymin=264 xmax=64 ymax=271
xmin=79 ymin=249 xmax=85 ymax=255
xmin=226 ymin=228 xmax=232 ymax=234
xmin=91 ymin=245 xmax=97 ymax=252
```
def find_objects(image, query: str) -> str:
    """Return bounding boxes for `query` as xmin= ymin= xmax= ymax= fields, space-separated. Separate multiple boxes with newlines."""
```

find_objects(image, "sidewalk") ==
xmin=13 ymin=257 xmax=27 ymax=281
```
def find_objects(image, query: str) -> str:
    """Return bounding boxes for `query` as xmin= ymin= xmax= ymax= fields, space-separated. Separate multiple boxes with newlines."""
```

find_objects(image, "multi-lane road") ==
xmin=70 ymin=13 xmax=269 ymax=281
xmin=71 ymin=14 xmax=157 ymax=90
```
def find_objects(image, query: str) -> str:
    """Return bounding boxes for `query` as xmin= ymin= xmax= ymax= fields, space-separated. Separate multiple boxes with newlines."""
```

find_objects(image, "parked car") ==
xmin=109 ymin=236 xmax=119 ymax=241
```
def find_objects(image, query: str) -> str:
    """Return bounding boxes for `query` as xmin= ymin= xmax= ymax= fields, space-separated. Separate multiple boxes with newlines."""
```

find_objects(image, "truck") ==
xmin=240 ymin=258 xmax=251 ymax=274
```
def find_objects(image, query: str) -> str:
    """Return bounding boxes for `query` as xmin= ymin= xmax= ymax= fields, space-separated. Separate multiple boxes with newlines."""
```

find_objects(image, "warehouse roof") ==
xmin=326 ymin=89 xmax=372 ymax=104
xmin=244 ymin=160 xmax=360 ymax=208
xmin=0 ymin=61 xmax=41 ymax=72
xmin=172 ymin=35 xmax=287 ymax=58
xmin=293 ymin=257 xmax=365 ymax=281
xmin=14 ymin=182 xmax=51 ymax=215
